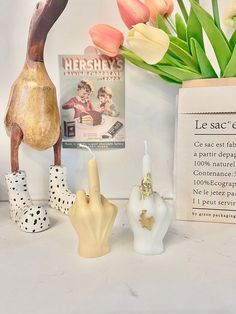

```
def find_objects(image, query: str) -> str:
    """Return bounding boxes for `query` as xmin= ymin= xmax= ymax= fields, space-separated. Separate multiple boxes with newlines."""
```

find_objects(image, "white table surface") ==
xmin=1 ymin=200 xmax=236 ymax=314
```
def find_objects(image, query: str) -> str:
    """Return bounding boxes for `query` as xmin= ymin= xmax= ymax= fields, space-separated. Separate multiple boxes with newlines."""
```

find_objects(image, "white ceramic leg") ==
xmin=49 ymin=165 xmax=75 ymax=215
xmin=5 ymin=171 xmax=50 ymax=233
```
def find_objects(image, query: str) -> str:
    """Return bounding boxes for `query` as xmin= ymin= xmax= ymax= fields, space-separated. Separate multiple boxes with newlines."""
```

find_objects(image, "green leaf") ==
xmin=168 ymin=41 xmax=198 ymax=71
xmin=166 ymin=36 xmax=189 ymax=63
xmin=229 ymin=30 xmax=236 ymax=50
xmin=190 ymin=0 xmax=231 ymax=73
xmin=223 ymin=45 xmax=236 ymax=77
xmin=190 ymin=38 xmax=218 ymax=78
xmin=212 ymin=0 xmax=221 ymax=30
xmin=121 ymin=47 xmax=201 ymax=84
xmin=159 ymin=75 xmax=181 ymax=84
xmin=169 ymin=36 xmax=189 ymax=53
xmin=176 ymin=13 xmax=187 ymax=41
xmin=160 ymin=52 xmax=185 ymax=68
xmin=121 ymin=49 xmax=182 ymax=83
xmin=189 ymin=37 xmax=198 ymax=65
xmin=187 ymin=7 xmax=204 ymax=51
xmin=156 ymin=14 xmax=171 ymax=34
xmin=157 ymin=65 xmax=202 ymax=81
xmin=177 ymin=0 xmax=189 ymax=24
xmin=121 ymin=46 xmax=143 ymax=62
xmin=160 ymin=53 xmax=201 ymax=75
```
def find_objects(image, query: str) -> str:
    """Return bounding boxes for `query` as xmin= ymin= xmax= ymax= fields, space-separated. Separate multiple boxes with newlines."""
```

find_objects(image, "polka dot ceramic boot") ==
xmin=49 ymin=165 xmax=75 ymax=215
xmin=5 ymin=171 xmax=50 ymax=233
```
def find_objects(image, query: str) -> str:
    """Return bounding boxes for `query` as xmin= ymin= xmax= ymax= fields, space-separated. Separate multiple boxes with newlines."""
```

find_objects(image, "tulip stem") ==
xmin=211 ymin=0 xmax=221 ymax=30
xmin=165 ymin=16 xmax=177 ymax=34
xmin=177 ymin=0 xmax=188 ymax=24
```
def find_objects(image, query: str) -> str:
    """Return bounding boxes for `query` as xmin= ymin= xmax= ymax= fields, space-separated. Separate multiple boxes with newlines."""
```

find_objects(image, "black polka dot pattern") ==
xmin=5 ymin=171 xmax=50 ymax=233
xmin=48 ymin=166 xmax=75 ymax=215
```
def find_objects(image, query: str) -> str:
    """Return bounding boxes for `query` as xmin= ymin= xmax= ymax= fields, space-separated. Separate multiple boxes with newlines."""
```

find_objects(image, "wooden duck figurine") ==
xmin=5 ymin=0 xmax=69 ymax=163
xmin=4 ymin=0 xmax=75 ymax=233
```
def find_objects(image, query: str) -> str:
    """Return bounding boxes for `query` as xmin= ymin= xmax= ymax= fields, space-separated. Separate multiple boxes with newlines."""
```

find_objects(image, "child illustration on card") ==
xmin=62 ymin=80 xmax=95 ymax=118
xmin=97 ymin=86 xmax=119 ymax=117
xmin=63 ymin=80 xmax=103 ymax=127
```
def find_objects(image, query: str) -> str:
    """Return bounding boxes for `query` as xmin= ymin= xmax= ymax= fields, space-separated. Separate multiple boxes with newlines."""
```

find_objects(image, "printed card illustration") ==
xmin=59 ymin=55 xmax=125 ymax=149
xmin=175 ymin=84 xmax=236 ymax=224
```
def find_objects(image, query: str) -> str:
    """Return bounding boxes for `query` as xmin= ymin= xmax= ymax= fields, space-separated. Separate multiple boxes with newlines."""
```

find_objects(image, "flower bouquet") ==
xmin=89 ymin=0 xmax=236 ymax=85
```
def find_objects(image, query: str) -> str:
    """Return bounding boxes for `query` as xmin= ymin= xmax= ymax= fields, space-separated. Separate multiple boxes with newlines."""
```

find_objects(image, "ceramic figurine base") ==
xmin=49 ymin=165 xmax=75 ymax=215
xmin=5 ymin=171 xmax=50 ymax=233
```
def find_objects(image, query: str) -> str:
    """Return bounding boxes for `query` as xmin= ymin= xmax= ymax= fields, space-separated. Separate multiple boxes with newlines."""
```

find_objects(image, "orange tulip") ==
xmin=117 ymin=0 xmax=150 ymax=29
xmin=89 ymin=24 xmax=124 ymax=57
xmin=145 ymin=0 xmax=174 ymax=24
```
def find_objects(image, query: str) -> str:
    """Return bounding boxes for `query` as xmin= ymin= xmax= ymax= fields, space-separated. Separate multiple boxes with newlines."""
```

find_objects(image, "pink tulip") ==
xmin=117 ymin=0 xmax=150 ymax=29
xmin=144 ymin=0 xmax=174 ymax=24
xmin=89 ymin=24 xmax=124 ymax=57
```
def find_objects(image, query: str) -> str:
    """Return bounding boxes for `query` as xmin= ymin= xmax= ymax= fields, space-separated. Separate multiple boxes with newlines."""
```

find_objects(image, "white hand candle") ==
xmin=141 ymin=141 xmax=153 ymax=199
xmin=127 ymin=141 xmax=172 ymax=255
xmin=142 ymin=140 xmax=151 ymax=176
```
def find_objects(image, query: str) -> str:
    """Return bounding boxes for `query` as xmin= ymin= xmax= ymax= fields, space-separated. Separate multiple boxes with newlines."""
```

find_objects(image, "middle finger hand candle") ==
xmin=69 ymin=145 xmax=118 ymax=258
xmin=127 ymin=141 xmax=172 ymax=255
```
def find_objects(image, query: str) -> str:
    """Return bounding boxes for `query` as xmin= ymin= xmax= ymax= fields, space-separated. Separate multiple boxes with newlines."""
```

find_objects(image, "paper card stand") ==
xmin=175 ymin=78 xmax=236 ymax=224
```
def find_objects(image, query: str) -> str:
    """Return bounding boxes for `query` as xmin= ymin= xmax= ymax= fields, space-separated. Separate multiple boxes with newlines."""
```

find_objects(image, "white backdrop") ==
xmin=0 ymin=0 xmax=229 ymax=201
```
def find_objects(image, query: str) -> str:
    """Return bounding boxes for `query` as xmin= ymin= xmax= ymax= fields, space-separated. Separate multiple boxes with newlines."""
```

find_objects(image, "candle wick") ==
xmin=144 ymin=140 xmax=148 ymax=154
xmin=79 ymin=144 xmax=95 ymax=158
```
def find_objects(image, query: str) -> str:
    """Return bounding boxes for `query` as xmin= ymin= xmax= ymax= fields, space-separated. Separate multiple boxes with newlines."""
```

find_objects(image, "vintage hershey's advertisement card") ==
xmin=175 ymin=85 xmax=236 ymax=223
xmin=58 ymin=54 xmax=125 ymax=149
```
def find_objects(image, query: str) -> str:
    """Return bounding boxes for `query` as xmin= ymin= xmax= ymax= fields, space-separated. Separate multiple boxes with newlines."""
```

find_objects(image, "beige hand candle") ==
xmin=88 ymin=152 xmax=101 ymax=203
xmin=69 ymin=144 xmax=118 ymax=258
